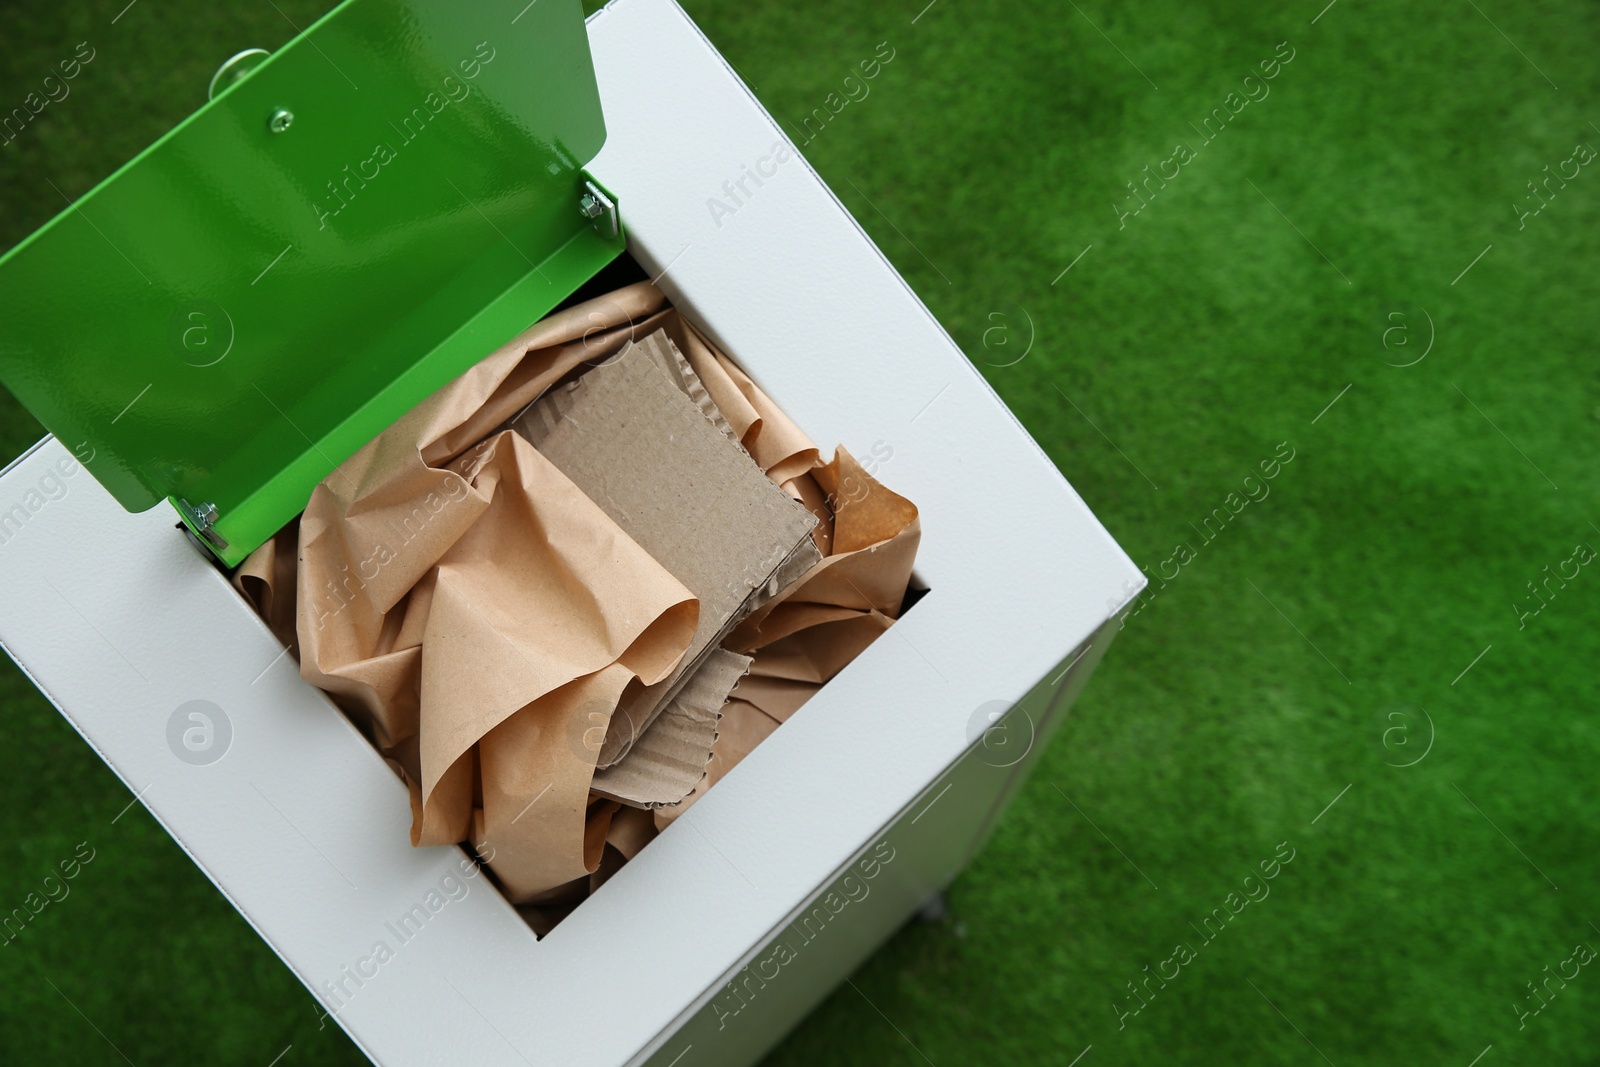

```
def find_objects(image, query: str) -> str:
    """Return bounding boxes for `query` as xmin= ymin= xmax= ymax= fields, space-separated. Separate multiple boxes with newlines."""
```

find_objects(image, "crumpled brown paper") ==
xmin=241 ymin=282 xmax=717 ymax=901
xmin=235 ymin=519 xmax=300 ymax=656
xmin=728 ymin=447 xmax=920 ymax=668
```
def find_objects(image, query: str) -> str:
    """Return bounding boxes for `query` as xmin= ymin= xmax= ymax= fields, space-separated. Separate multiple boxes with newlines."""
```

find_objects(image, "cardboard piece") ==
xmin=511 ymin=331 xmax=819 ymax=767
xmin=649 ymin=449 xmax=921 ymax=831
xmin=653 ymin=699 xmax=781 ymax=830
xmin=656 ymin=317 xmax=820 ymax=485
xmin=590 ymin=647 xmax=751 ymax=808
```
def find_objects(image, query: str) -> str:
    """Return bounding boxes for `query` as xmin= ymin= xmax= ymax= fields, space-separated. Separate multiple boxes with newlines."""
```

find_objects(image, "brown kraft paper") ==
xmin=273 ymin=283 xmax=709 ymax=901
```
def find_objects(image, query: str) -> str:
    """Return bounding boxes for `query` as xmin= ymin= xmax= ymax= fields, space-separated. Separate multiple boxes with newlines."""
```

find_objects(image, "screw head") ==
xmin=268 ymin=108 xmax=294 ymax=134
xmin=578 ymin=193 xmax=603 ymax=219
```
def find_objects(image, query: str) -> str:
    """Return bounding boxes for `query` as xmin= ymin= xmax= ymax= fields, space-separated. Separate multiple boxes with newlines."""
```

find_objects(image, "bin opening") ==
xmin=224 ymin=247 xmax=928 ymax=937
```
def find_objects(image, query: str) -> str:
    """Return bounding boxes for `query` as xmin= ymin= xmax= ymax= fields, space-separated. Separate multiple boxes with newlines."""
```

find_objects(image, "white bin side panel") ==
xmin=634 ymin=618 xmax=1122 ymax=1067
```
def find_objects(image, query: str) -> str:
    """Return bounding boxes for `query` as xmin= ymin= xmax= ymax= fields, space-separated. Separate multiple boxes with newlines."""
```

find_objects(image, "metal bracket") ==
xmin=176 ymin=498 xmax=229 ymax=554
xmin=578 ymin=179 xmax=619 ymax=240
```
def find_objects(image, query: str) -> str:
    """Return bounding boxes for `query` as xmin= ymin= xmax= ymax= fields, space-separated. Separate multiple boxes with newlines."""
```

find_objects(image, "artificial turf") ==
xmin=2 ymin=0 xmax=1598 ymax=1064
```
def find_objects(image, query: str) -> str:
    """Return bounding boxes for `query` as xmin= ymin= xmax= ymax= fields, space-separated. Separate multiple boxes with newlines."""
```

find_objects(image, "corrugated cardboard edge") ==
xmin=658 ymin=328 xmax=738 ymax=441
xmin=508 ymin=320 xmax=736 ymax=445
xmin=590 ymin=648 xmax=752 ymax=807
xmin=751 ymin=527 xmax=823 ymax=610
xmin=512 ymin=378 xmax=579 ymax=448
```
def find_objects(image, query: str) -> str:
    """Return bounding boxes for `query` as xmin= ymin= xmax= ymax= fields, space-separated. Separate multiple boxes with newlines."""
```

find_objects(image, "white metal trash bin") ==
xmin=0 ymin=0 xmax=1144 ymax=1063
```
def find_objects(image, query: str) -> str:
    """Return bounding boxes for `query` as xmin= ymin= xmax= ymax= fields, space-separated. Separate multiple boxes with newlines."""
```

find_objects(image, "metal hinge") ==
xmin=578 ymin=179 xmax=619 ymax=240
xmin=176 ymin=497 xmax=229 ymax=554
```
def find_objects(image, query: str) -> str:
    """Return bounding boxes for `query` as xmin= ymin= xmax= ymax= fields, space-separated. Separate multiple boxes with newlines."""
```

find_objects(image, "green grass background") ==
xmin=3 ymin=0 xmax=1598 ymax=1063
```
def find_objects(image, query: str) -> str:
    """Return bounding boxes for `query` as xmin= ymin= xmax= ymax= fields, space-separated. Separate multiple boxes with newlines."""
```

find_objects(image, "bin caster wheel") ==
xmin=915 ymin=891 xmax=946 ymax=924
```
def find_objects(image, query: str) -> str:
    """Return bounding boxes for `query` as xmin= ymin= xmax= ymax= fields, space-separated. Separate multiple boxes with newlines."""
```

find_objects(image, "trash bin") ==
xmin=0 ymin=0 xmax=1144 ymax=1063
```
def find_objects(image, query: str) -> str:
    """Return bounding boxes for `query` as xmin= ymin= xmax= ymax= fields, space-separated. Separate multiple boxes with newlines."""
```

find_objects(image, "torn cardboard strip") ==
xmin=653 ymin=698 xmax=781 ymax=830
xmin=591 ymin=647 xmax=751 ymax=808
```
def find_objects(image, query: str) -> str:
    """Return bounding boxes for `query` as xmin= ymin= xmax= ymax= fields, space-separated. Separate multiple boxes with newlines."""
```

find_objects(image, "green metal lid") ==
xmin=0 ymin=0 xmax=623 ymax=566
